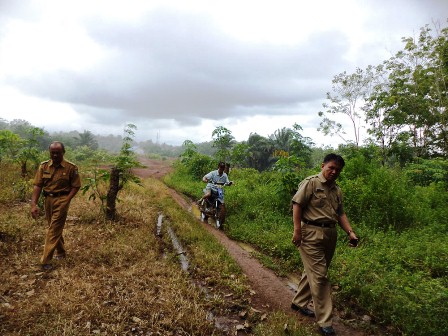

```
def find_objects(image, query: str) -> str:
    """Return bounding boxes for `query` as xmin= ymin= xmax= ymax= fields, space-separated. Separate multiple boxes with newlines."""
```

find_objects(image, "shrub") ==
xmin=181 ymin=153 xmax=214 ymax=179
xmin=404 ymin=158 xmax=448 ymax=187
xmin=169 ymin=154 xmax=448 ymax=335
xmin=0 ymin=162 xmax=31 ymax=203
xmin=410 ymin=182 xmax=448 ymax=229
xmin=341 ymin=167 xmax=414 ymax=231
xmin=333 ymin=226 xmax=448 ymax=336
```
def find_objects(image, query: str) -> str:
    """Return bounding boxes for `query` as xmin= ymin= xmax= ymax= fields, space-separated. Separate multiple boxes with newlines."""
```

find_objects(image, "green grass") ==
xmin=165 ymin=161 xmax=448 ymax=336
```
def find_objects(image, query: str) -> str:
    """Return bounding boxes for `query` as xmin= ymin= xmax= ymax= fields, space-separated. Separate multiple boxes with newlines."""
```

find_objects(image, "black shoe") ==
xmin=319 ymin=326 xmax=336 ymax=336
xmin=291 ymin=303 xmax=316 ymax=317
xmin=41 ymin=264 xmax=53 ymax=270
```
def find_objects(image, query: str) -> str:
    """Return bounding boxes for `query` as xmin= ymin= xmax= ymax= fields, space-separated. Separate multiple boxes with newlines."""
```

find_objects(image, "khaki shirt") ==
xmin=33 ymin=159 xmax=81 ymax=194
xmin=292 ymin=172 xmax=344 ymax=223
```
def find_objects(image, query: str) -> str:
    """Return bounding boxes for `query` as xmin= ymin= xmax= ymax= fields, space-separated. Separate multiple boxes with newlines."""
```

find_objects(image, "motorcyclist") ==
xmin=197 ymin=161 xmax=232 ymax=205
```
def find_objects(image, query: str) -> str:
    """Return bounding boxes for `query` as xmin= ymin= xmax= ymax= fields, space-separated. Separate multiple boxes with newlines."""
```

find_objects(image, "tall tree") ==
xmin=430 ymin=24 xmax=448 ymax=157
xmin=212 ymin=126 xmax=235 ymax=164
xmin=0 ymin=130 xmax=21 ymax=162
xmin=369 ymin=24 xmax=448 ymax=159
xmin=269 ymin=127 xmax=293 ymax=153
xmin=106 ymin=124 xmax=141 ymax=220
xmin=364 ymin=63 xmax=400 ymax=165
xmin=180 ymin=140 xmax=198 ymax=161
xmin=318 ymin=67 xmax=374 ymax=147
xmin=230 ymin=142 xmax=250 ymax=168
xmin=290 ymin=123 xmax=314 ymax=167
xmin=16 ymin=127 xmax=45 ymax=177
xmin=82 ymin=124 xmax=141 ymax=220
xmin=0 ymin=118 xmax=8 ymax=130
xmin=246 ymin=133 xmax=274 ymax=171
xmin=9 ymin=119 xmax=34 ymax=139
xmin=75 ymin=130 xmax=99 ymax=150
xmin=8 ymin=119 xmax=50 ymax=151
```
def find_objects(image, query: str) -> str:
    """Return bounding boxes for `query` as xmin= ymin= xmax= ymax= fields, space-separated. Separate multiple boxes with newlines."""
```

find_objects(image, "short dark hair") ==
xmin=323 ymin=153 xmax=345 ymax=168
xmin=49 ymin=141 xmax=66 ymax=153
xmin=218 ymin=161 xmax=226 ymax=168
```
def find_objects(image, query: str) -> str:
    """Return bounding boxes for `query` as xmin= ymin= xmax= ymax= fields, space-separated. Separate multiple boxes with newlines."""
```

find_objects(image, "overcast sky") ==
xmin=1 ymin=0 xmax=447 ymax=147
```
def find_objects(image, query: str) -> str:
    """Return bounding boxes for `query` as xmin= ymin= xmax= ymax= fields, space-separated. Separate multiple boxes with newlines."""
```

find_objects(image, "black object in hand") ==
xmin=349 ymin=238 xmax=359 ymax=247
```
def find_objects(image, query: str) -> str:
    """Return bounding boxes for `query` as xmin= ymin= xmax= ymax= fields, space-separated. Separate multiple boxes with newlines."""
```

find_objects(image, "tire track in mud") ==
xmin=165 ymin=188 xmax=370 ymax=336
xmin=135 ymin=159 xmax=373 ymax=336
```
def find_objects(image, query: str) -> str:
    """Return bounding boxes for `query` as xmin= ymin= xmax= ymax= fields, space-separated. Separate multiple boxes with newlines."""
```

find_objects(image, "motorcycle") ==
xmin=199 ymin=181 xmax=232 ymax=229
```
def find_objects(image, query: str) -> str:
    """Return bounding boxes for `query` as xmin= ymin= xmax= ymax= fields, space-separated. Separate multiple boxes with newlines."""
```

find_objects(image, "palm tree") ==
xmin=212 ymin=126 xmax=235 ymax=163
xmin=247 ymin=133 xmax=274 ymax=171
xmin=269 ymin=127 xmax=293 ymax=153
xmin=75 ymin=130 xmax=98 ymax=150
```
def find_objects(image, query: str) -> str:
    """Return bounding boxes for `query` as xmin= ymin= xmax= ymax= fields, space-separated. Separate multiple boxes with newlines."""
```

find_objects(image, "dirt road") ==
xmin=133 ymin=158 xmax=372 ymax=336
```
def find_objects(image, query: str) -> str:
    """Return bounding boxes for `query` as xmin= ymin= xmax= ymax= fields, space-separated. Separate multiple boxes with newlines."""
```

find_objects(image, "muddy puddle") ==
xmin=154 ymin=213 xmax=239 ymax=334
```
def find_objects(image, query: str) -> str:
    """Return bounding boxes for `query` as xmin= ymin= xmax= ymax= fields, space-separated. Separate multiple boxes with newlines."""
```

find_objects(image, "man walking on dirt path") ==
xmin=31 ymin=141 xmax=81 ymax=270
xmin=291 ymin=153 xmax=358 ymax=336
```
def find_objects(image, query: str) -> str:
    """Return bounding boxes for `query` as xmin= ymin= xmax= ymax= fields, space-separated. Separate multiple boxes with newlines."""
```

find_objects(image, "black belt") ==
xmin=43 ymin=191 xmax=69 ymax=197
xmin=303 ymin=219 xmax=336 ymax=228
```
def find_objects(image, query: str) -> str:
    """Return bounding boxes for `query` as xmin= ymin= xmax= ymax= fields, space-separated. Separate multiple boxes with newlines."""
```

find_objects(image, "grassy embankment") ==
xmin=0 ymin=161 xmax=315 ymax=336
xmin=165 ymin=160 xmax=448 ymax=336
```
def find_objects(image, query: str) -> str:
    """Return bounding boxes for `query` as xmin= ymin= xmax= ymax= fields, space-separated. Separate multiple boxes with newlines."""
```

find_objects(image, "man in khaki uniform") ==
xmin=31 ymin=141 xmax=81 ymax=270
xmin=290 ymin=153 xmax=358 ymax=336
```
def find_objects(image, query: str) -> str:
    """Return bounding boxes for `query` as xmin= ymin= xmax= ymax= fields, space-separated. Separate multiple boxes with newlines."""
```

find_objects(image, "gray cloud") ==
xmin=7 ymin=8 xmax=351 ymax=127
xmin=2 ymin=1 xmax=448 ymax=146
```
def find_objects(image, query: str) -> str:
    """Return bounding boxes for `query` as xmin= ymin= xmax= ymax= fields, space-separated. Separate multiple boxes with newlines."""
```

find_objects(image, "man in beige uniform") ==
xmin=31 ymin=141 xmax=81 ymax=270
xmin=291 ymin=153 xmax=358 ymax=336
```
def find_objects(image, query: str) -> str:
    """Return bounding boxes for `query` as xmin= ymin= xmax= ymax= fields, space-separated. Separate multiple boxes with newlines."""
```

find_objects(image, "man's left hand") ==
xmin=348 ymin=231 xmax=359 ymax=247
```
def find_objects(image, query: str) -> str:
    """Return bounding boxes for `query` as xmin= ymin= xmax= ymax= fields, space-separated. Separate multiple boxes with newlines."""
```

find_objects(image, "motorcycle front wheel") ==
xmin=199 ymin=200 xmax=209 ymax=223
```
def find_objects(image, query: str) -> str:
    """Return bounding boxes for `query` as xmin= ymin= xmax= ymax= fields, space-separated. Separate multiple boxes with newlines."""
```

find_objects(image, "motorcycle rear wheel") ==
xmin=215 ymin=204 xmax=226 ymax=230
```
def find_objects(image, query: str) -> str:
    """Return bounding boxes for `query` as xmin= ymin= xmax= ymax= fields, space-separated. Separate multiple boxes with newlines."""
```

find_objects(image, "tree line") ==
xmin=180 ymin=22 xmax=448 ymax=176
xmin=319 ymin=22 xmax=448 ymax=164
xmin=2 ymin=22 xmax=448 ymax=175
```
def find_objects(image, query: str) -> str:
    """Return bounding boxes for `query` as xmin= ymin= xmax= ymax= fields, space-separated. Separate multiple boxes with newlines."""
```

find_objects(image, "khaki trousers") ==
xmin=40 ymin=195 xmax=70 ymax=264
xmin=292 ymin=223 xmax=337 ymax=327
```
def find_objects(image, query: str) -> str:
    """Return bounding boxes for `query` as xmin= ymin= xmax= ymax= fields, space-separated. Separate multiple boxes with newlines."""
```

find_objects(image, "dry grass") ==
xmin=0 ymin=162 xmax=316 ymax=336
xmin=0 ymin=166 xmax=250 ymax=335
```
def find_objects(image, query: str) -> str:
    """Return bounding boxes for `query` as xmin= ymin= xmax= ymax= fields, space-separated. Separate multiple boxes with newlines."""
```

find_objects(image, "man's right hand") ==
xmin=31 ymin=205 xmax=40 ymax=219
